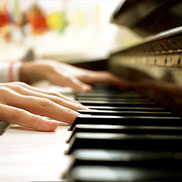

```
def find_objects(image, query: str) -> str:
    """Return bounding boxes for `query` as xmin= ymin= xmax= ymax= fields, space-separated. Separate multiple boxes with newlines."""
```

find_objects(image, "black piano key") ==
xmin=71 ymin=86 xmax=182 ymax=181
xmin=87 ymin=106 xmax=166 ymax=111
xmin=67 ymin=124 xmax=182 ymax=143
xmin=77 ymin=88 xmax=138 ymax=93
xmin=78 ymin=110 xmax=173 ymax=116
xmin=76 ymin=97 xmax=150 ymax=102
xmin=64 ymin=149 xmax=182 ymax=178
xmin=91 ymin=84 xmax=123 ymax=90
xmin=68 ymin=149 xmax=181 ymax=168
xmin=68 ymin=166 xmax=182 ymax=182
xmin=66 ymin=132 xmax=182 ymax=154
xmin=87 ymin=90 xmax=124 ymax=94
xmin=79 ymin=100 xmax=156 ymax=107
xmin=79 ymin=88 xmax=117 ymax=91
xmin=76 ymin=93 xmax=144 ymax=99
xmin=70 ymin=115 xmax=182 ymax=130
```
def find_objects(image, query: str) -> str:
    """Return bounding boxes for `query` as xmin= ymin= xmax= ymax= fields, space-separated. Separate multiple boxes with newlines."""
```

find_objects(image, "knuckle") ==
xmin=0 ymin=87 xmax=12 ymax=94
xmin=50 ymin=96 xmax=63 ymax=105
xmin=30 ymin=114 xmax=38 ymax=122
xmin=0 ymin=87 xmax=15 ymax=103
xmin=67 ymin=108 xmax=75 ymax=114
xmin=14 ymin=81 xmax=25 ymax=86
xmin=0 ymin=87 xmax=7 ymax=93
xmin=53 ymin=93 xmax=67 ymax=100
xmin=11 ymin=109 xmax=24 ymax=121
xmin=29 ymin=114 xmax=40 ymax=127
xmin=56 ymin=97 xmax=64 ymax=104
xmin=8 ymin=82 xmax=22 ymax=89
xmin=38 ymin=98 xmax=53 ymax=108
xmin=50 ymin=92 xmax=60 ymax=97
xmin=14 ymin=82 xmax=28 ymax=89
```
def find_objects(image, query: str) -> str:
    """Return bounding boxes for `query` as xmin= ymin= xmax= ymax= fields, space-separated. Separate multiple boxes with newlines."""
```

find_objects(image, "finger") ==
xmin=5 ymin=83 xmax=88 ymax=110
xmin=69 ymin=77 xmax=92 ymax=92
xmin=3 ymin=90 xmax=79 ymax=124
xmin=85 ymin=72 xmax=130 ymax=89
xmin=15 ymin=82 xmax=79 ymax=104
xmin=104 ymin=73 xmax=130 ymax=89
xmin=52 ymin=75 xmax=92 ymax=92
xmin=0 ymin=103 xmax=58 ymax=131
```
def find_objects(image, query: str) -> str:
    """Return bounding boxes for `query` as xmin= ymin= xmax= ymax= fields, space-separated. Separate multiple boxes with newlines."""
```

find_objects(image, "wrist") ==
xmin=9 ymin=61 xmax=22 ymax=82
xmin=19 ymin=62 xmax=50 ymax=84
xmin=19 ymin=62 xmax=36 ymax=84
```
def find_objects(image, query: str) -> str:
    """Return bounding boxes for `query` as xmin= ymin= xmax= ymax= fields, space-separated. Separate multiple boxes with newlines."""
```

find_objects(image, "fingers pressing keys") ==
xmin=0 ymin=82 xmax=88 ymax=131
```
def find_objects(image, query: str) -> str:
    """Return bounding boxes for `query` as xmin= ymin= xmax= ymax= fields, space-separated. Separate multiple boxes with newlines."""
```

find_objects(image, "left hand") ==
xmin=20 ymin=60 xmax=130 ymax=92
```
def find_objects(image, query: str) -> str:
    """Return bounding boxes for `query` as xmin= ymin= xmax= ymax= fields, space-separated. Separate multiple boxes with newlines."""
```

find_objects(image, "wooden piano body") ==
xmin=1 ymin=0 xmax=182 ymax=181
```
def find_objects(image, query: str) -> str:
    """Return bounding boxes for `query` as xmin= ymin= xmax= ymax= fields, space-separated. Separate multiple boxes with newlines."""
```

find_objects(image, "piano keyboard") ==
xmin=64 ymin=84 xmax=182 ymax=182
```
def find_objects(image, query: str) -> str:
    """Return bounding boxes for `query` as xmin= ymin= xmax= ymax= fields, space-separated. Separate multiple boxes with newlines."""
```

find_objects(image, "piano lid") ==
xmin=111 ymin=0 xmax=182 ymax=37
xmin=108 ymin=1 xmax=182 ymax=116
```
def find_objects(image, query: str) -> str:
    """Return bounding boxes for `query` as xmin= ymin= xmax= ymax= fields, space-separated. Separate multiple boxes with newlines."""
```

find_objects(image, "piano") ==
xmin=1 ymin=0 xmax=182 ymax=181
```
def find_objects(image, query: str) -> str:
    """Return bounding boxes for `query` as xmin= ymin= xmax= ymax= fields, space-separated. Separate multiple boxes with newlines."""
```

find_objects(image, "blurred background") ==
xmin=0 ymin=0 xmax=140 ymax=63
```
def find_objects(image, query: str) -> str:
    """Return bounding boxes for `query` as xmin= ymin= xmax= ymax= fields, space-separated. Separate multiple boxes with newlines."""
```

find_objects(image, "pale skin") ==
xmin=0 ymin=60 xmax=129 ymax=132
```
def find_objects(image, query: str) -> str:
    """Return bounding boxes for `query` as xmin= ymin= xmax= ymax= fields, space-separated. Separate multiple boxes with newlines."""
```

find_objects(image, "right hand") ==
xmin=20 ymin=60 xmax=130 ymax=92
xmin=0 ymin=82 xmax=87 ymax=131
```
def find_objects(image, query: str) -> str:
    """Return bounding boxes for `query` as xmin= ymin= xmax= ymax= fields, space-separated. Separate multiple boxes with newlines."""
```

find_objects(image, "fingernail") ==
xmin=79 ymin=104 xmax=89 ymax=110
xmin=42 ymin=117 xmax=58 ymax=131
xmin=83 ymin=85 xmax=92 ymax=91
xmin=44 ymin=121 xmax=58 ymax=131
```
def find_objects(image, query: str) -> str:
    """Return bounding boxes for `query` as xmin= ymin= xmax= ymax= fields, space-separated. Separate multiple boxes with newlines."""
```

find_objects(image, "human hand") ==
xmin=0 ymin=82 xmax=87 ymax=131
xmin=20 ymin=60 xmax=130 ymax=92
